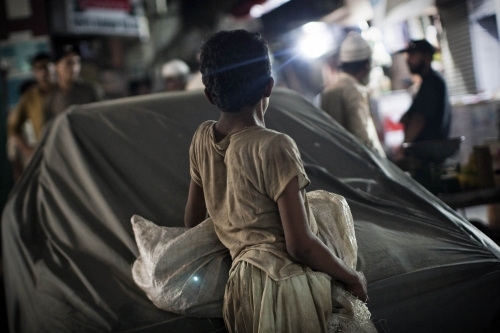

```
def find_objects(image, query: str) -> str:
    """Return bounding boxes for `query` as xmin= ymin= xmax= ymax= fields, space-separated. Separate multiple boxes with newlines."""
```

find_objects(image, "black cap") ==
xmin=53 ymin=43 xmax=80 ymax=63
xmin=397 ymin=39 xmax=435 ymax=55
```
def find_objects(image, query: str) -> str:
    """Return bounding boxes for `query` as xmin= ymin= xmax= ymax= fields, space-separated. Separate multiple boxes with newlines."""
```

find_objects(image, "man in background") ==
xmin=397 ymin=39 xmax=451 ymax=145
xmin=320 ymin=31 xmax=385 ymax=157
xmin=161 ymin=59 xmax=190 ymax=92
xmin=44 ymin=43 xmax=104 ymax=121
xmin=7 ymin=52 xmax=54 ymax=181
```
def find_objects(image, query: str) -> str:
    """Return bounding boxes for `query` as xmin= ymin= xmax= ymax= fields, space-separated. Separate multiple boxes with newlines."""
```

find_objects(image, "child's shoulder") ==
xmin=244 ymin=127 xmax=297 ymax=152
xmin=196 ymin=120 xmax=216 ymax=131
xmin=260 ymin=128 xmax=295 ymax=144
xmin=192 ymin=120 xmax=216 ymax=138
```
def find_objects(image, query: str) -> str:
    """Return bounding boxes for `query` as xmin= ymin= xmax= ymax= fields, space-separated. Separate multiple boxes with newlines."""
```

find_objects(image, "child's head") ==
xmin=200 ymin=30 xmax=272 ymax=113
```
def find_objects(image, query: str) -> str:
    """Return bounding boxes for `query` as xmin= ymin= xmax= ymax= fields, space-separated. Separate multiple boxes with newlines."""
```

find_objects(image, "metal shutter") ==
xmin=438 ymin=0 xmax=477 ymax=96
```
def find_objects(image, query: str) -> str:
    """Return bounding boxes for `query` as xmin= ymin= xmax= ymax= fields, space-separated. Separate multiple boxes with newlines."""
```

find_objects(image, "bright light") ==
xmin=372 ymin=41 xmax=392 ymax=67
xmin=297 ymin=35 xmax=331 ymax=59
xmin=250 ymin=5 xmax=265 ymax=18
xmin=426 ymin=25 xmax=438 ymax=48
xmin=193 ymin=276 xmax=199 ymax=282
xmin=250 ymin=0 xmax=290 ymax=18
xmin=301 ymin=22 xmax=327 ymax=34
xmin=296 ymin=22 xmax=333 ymax=59
xmin=361 ymin=27 xmax=383 ymax=42
xmin=358 ymin=21 xmax=369 ymax=31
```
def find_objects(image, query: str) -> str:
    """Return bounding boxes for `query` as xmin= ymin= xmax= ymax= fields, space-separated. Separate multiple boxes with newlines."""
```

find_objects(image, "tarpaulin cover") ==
xmin=2 ymin=87 xmax=500 ymax=333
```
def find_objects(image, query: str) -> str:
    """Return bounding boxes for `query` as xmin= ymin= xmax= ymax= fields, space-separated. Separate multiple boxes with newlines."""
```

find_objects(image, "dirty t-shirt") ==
xmin=321 ymin=72 xmax=386 ymax=157
xmin=189 ymin=120 xmax=318 ymax=280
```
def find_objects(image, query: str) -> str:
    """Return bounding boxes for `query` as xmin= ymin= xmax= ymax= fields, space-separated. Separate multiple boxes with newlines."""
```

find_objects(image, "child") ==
xmin=185 ymin=29 xmax=376 ymax=332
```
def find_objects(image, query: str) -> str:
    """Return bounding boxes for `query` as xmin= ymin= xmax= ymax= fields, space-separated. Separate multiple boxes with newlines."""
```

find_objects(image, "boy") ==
xmin=185 ymin=30 xmax=374 ymax=332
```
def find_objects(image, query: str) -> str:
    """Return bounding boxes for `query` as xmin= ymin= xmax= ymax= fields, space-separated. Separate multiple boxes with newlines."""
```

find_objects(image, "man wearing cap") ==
xmin=398 ymin=39 xmax=451 ymax=146
xmin=44 ymin=43 xmax=104 ymax=120
xmin=161 ymin=59 xmax=191 ymax=92
xmin=7 ymin=52 xmax=55 ymax=180
xmin=321 ymin=31 xmax=386 ymax=157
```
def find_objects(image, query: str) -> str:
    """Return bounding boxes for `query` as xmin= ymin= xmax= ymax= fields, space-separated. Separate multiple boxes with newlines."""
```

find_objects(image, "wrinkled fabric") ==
xmin=131 ymin=215 xmax=230 ymax=318
xmin=310 ymin=191 xmax=357 ymax=269
xmin=131 ymin=190 xmax=376 ymax=332
xmin=224 ymin=261 xmax=332 ymax=333
xmin=2 ymin=87 xmax=500 ymax=333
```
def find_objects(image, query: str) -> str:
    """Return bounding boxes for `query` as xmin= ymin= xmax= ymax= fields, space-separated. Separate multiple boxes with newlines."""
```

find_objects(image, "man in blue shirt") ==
xmin=398 ymin=39 xmax=451 ymax=144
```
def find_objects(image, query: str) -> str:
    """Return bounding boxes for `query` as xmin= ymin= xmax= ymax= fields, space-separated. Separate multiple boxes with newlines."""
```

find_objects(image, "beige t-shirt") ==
xmin=321 ymin=72 xmax=386 ymax=157
xmin=190 ymin=120 xmax=318 ymax=280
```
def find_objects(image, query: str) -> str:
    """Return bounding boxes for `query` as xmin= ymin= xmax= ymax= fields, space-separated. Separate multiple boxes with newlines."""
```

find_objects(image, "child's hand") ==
xmin=346 ymin=271 xmax=369 ymax=303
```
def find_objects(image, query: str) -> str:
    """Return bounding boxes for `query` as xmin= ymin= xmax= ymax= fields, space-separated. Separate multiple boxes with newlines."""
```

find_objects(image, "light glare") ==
xmin=249 ymin=0 xmax=290 ymax=18
xmin=296 ymin=23 xmax=333 ymax=59
xmin=301 ymin=22 xmax=327 ymax=34
xmin=358 ymin=21 xmax=369 ymax=31
xmin=250 ymin=5 xmax=264 ymax=18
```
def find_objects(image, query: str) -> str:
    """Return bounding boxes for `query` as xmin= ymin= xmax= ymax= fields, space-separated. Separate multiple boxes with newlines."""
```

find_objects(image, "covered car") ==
xmin=2 ymin=87 xmax=500 ymax=332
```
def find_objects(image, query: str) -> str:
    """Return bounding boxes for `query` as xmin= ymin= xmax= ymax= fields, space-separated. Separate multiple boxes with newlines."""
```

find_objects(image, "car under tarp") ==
xmin=2 ymin=87 xmax=500 ymax=333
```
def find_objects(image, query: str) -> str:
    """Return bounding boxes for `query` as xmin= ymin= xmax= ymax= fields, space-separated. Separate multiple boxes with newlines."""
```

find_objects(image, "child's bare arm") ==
xmin=277 ymin=176 xmax=369 ymax=302
xmin=184 ymin=180 xmax=207 ymax=227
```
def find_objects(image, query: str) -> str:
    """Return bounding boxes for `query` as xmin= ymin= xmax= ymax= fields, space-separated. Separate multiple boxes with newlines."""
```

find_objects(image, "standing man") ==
xmin=321 ymin=31 xmax=385 ymax=157
xmin=45 ymin=43 xmax=104 ymax=121
xmin=7 ymin=52 xmax=54 ymax=180
xmin=161 ymin=59 xmax=190 ymax=92
xmin=397 ymin=39 xmax=451 ymax=145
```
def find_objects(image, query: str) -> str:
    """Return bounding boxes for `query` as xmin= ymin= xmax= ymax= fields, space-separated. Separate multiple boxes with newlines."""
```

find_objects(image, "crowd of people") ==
xmin=5 ymin=45 xmax=201 ymax=182
xmin=320 ymin=32 xmax=451 ymax=161
xmin=6 ymin=43 xmax=104 ymax=181
xmin=5 ymin=30 xmax=453 ymax=184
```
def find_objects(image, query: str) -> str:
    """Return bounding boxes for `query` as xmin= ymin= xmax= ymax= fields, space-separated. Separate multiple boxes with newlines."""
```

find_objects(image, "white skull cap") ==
xmin=161 ymin=59 xmax=190 ymax=78
xmin=339 ymin=32 xmax=372 ymax=63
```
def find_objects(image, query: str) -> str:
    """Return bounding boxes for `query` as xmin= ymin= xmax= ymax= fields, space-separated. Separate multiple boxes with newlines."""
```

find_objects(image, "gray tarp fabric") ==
xmin=2 ymin=87 xmax=500 ymax=333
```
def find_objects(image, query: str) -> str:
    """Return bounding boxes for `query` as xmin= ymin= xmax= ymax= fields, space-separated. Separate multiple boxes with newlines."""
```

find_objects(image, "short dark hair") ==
xmin=53 ymin=43 xmax=80 ymax=63
xmin=341 ymin=59 xmax=370 ymax=74
xmin=31 ymin=52 xmax=51 ymax=66
xmin=200 ymin=30 xmax=272 ymax=112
